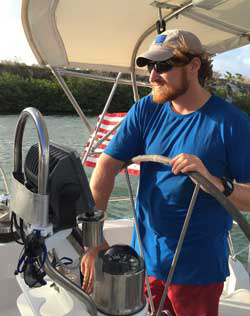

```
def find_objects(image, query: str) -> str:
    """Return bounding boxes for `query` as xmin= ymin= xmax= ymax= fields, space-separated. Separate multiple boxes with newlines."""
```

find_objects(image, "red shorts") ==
xmin=144 ymin=276 xmax=224 ymax=316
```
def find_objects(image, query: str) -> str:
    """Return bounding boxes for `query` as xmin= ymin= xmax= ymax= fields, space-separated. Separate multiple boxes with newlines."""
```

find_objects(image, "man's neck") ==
xmin=171 ymin=86 xmax=211 ymax=115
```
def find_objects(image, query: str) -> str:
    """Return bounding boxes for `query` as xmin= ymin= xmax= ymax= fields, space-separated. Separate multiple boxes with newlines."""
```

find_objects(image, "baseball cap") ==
xmin=136 ymin=29 xmax=204 ymax=67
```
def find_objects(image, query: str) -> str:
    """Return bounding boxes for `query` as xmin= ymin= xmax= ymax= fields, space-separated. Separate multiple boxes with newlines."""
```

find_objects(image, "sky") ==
xmin=1 ymin=1 xmax=250 ymax=77
xmin=0 ymin=1 xmax=37 ymax=65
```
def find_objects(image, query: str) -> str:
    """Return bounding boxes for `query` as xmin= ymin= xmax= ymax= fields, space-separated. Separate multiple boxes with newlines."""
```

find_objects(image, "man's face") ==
xmin=149 ymin=64 xmax=190 ymax=104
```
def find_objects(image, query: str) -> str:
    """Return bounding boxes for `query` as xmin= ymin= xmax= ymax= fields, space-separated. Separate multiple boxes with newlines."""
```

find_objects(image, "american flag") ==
xmin=83 ymin=113 xmax=140 ymax=176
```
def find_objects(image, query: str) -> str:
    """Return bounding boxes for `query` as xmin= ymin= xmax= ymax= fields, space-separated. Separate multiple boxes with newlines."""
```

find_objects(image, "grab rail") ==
xmin=13 ymin=107 xmax=49 ymax=195
xmin=44 ymin=257 xmax=97 ymax=316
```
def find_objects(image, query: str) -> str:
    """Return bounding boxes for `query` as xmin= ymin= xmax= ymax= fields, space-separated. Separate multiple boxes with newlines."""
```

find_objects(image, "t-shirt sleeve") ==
xmin=104 ymin=102 xmax=144 ymax=161
xmin=226 ymin=111 xmax=250 ymax=183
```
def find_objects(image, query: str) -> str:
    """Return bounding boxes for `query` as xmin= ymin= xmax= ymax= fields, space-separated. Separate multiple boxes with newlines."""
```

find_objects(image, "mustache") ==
xmin=151 ymin=81 xmax=168 ymax=87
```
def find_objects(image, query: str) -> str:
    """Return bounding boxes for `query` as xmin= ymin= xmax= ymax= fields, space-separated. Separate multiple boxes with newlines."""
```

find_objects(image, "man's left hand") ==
xmin=169 ymin=153 xmax=223 ymax=193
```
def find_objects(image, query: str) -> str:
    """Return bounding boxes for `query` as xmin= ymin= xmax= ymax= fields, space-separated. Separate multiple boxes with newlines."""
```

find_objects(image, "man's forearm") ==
xmin=90 ymin=153 xmax=123 ymax=211
xmin=87 ymin=153 xmax=124 ymax=250
xmin=228 ymin=182 xmax=250 ymax=211
xmin=90 ymin=169 xmax=115 ymax=211
xmin=208 ymin=175 xmax=250 ymax=211
xmin=81 ymin=155 xmax=124 ymax=293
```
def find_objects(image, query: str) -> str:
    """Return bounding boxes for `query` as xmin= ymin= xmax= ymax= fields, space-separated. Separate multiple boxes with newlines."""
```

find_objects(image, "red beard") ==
xmin=151 ymin=68 xmax=189 ymax=104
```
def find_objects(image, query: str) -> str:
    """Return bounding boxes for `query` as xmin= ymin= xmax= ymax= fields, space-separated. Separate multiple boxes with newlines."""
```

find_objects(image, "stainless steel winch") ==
xmin=92 ymin=244 xmax=146 ymax=316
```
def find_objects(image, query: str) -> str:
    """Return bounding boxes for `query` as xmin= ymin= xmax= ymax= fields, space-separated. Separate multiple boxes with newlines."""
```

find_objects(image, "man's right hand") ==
xmin=80 ymin=241 xmax=109 ymax=294
xmin=81 ymin=153 xmax=122 ymax=294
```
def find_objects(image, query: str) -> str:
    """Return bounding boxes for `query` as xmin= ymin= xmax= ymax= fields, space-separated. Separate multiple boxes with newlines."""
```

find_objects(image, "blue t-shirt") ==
xmin=104 ymin=94 xmax=250 ymax=284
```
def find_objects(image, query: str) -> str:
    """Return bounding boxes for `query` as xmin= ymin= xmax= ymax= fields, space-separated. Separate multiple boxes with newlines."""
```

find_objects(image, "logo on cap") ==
xmin=155 ymin=35 xmax=167 ymax=45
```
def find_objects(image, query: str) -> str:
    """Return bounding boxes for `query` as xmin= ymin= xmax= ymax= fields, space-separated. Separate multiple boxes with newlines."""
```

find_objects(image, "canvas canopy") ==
xmin=22 ymin=0 xmax=250 ymax=74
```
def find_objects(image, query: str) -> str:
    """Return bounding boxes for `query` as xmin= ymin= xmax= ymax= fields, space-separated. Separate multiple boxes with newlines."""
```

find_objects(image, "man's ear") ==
xmin=189 ymin=57 xmax=201 ymax=73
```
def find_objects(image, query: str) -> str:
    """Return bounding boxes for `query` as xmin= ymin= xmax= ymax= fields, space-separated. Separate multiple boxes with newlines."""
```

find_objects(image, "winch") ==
xmin=93 ymin=244 xmax=146 ymax=316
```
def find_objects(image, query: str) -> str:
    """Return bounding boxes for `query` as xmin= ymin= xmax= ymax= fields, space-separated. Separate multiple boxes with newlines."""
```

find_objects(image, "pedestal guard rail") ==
xmin=10 ymin=107 xmax=49 ymax=226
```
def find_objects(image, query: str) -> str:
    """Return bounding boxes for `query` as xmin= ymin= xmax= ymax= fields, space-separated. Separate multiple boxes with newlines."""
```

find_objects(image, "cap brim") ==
xmin=136 ymin=48 xmax=174 ymax=67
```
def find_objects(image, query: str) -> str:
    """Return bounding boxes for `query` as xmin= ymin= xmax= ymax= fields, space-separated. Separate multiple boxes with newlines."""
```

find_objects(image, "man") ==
xmin=81 ymin=29 xmax=250 ymax=316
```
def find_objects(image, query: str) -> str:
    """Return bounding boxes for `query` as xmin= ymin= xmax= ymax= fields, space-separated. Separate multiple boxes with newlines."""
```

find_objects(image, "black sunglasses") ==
xmin=147 ymin=55 xmax=194 ymax=74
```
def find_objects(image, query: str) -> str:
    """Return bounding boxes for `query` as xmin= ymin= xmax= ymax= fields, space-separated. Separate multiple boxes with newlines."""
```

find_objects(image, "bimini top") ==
xmin=22 ymin=0 xmax=250 ymax=74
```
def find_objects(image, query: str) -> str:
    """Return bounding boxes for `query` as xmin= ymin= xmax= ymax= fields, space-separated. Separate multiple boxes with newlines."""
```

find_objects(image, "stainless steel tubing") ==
xmin=125 ymin=169 xmax=155 ymax=314
xmin=156 ymin=183 xmax=200 ymax=316
xmin=0 ymin=165 xmax=9 ymax=194
xmin=228 ymin=232 xmax=236 ymax=260
xmin=44 ymin=257 xmax=97 ymax=316
xmin=0 ymin=165 xmax=10 ymax=228
xmin=124 ymin=155 xmax=250 ymax=242
xmin=82 ymin=72 xmax=122 ymax=165
xmin=57 ymin=68 xmax=151 ymax=88
xmin=92 ymin=120 xmax=123 ymax=152
xmin=50 ymin=66 xmax=93 ymax=133
xmin=248 ymin=244 xmax=250 ymax=276
xmin=14 ymin=107 xmax=49 ymax=195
